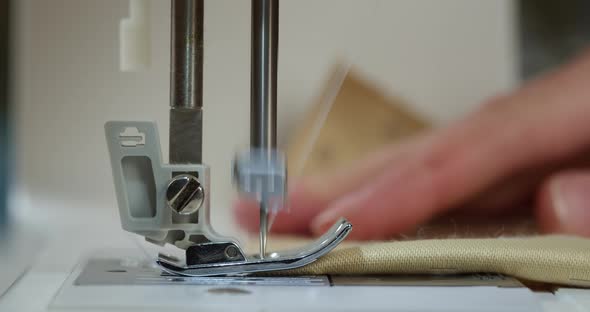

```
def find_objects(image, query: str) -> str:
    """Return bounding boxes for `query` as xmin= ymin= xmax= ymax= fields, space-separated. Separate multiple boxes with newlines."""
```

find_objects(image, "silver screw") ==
xmin=166 ymin=174 xmax=204 ymax=215
xmin=224 ymin=245 xmax=240 ymax=260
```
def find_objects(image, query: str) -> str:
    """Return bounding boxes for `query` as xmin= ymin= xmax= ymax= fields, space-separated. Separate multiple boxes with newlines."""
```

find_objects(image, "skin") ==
xmin=235 ymin=49 xmax=590 ymax=240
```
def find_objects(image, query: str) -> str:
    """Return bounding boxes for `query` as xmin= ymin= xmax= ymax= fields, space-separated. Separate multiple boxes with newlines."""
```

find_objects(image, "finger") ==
xmin=536 ymin=170 xmax=590 ymax=237
xmin=233 ymin=136 xmax=428 ymax=234
xmin=452 ymin=172 xmax=539 ymax=217
xmin=310 ymin=50 xmax=590 ymax=240
xmin=459 ymin=146 xmax=590 ymax=217
xmin=463 ymin=153 xmax=590 ymax=217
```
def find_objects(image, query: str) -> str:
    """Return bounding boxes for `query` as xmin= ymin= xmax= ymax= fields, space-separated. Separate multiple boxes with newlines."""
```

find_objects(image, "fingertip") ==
xmin=310 ymin=212 xmax=394 ymax=241
xmin=309 ymin=208 xmax=339 ymax=237
xmin=535 ymin=178 xmax=561 ymax=234
xmin=536 ymin=171 xmax=590 ymax=237
xmin=309 ymin=195 xmax=397 ymax=241
xmin=271 ymin=182 xmax=327 ymax=235
xmin=232 ymin=178 xmax=330 ymax=235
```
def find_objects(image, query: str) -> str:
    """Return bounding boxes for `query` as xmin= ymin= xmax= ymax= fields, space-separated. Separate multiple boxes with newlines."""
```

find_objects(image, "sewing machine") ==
xmin=2 ymin=1 xmax=590 ymax=311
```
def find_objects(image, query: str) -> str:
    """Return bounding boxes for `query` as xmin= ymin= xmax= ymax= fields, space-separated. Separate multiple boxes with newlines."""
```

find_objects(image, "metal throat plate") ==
xmin=75 ymin=258 xmax=330 ymax=287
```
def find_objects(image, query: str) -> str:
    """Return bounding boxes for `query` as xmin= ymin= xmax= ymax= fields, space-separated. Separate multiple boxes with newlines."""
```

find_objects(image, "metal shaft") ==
xmin=169 ymin=0 xmax=204 ymax=164
xmin=251 ymin=0 xmax=278 ymax=149
xmin=251 ymin=0 xmax=279 ymax=259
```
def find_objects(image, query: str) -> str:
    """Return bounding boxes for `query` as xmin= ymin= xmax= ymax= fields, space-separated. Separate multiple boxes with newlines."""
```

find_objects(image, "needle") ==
xmin=259 ymin=200 xmax=268 ymax=259
xmin=250 ymin=0 xmax=278 ymax=260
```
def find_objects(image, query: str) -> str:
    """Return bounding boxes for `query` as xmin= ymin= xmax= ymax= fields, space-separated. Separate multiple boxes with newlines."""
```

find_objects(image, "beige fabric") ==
xmin=275 ymin=236 xmax=590 ymax=287
xmin=277 ymin=69 xmax=590 ymax=287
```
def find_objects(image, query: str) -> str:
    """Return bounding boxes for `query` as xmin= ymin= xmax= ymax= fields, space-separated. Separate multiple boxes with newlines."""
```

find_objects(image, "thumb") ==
xmin=536 ymin=170 xmax=590 ymax=237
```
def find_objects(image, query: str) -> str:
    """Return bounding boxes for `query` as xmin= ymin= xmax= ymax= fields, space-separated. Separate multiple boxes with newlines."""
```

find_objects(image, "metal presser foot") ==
xmin=158 ymin=219 xmax=352 ymax=277
xmin=105 ymin=121 xmax=352 ymax=277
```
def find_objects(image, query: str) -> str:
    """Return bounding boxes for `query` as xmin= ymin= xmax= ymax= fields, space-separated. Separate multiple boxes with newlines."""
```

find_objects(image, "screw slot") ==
xmin=166 ymin=174 xmax=204 ymax=215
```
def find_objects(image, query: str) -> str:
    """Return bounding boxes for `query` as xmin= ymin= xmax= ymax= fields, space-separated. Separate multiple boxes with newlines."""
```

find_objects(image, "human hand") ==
xmin=235 ymin=50 xmax=590 ymax=240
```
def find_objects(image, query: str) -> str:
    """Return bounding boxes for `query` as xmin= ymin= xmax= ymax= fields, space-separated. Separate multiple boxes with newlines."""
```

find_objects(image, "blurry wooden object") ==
xmin=287 ymin=66 xmax=429 ymax=176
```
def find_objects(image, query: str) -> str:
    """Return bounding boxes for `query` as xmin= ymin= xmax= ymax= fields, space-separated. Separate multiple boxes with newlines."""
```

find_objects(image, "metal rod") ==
xmin=251 ymin=0 xmax=278 ymax=149
xmin=170 ymin=0 xmax=203 ymax=109
xmin=251 ymin=0 xmax=279 ymax=259
xmin=169 ymin=0 xmax=204 ymax=164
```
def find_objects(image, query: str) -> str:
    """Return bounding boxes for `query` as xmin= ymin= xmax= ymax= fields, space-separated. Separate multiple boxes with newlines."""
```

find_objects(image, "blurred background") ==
xmin=1 ymin=0 xmax=10 ymax=228
xmin=1 ymin=0 xmax=589 ymax=239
